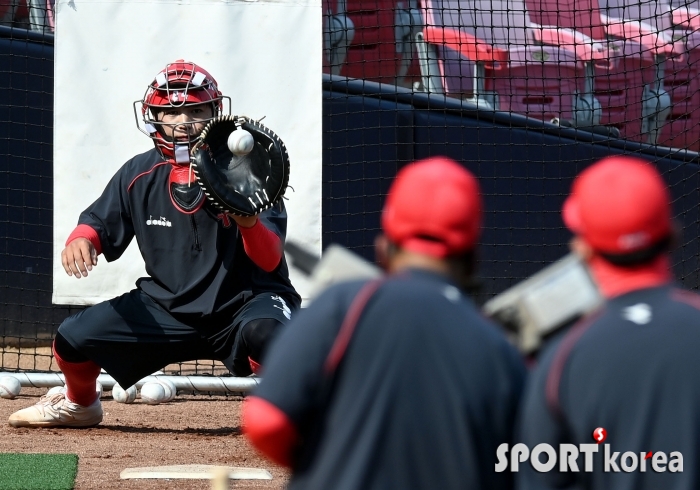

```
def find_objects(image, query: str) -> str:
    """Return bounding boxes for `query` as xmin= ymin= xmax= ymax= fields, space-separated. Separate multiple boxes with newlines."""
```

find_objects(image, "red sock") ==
xmin=248 ymin=356 xmax=262 ymax=375
xmin=53 ymin=342 xmax=101 ymax=406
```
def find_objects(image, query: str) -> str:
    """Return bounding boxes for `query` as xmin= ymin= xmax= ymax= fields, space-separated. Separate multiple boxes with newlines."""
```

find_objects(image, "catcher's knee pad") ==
xmin=240 ymin=318 xmax=283 ymax=362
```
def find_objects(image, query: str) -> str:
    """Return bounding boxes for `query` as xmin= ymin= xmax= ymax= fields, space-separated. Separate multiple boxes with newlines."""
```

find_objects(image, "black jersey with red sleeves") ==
xmin=254 ymin=269 xmax=527 ymax=490
xmin=517 ymin=284 xmax=700 ymax=490
xmin=77 ymin=148 xmax=300 ymax=316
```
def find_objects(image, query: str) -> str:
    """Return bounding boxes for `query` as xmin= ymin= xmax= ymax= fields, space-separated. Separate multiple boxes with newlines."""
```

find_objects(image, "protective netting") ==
xmin=2 ymin=0 xmax=699 ymax=375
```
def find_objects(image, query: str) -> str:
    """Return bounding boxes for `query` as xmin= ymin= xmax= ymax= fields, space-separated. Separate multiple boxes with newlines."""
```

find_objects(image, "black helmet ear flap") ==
xmin=168 ymin=165 xmax=205 ymax=214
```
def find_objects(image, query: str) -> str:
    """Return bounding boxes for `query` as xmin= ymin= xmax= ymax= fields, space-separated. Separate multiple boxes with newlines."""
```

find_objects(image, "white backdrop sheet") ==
xmin=52 ymin=0 xmax=321 ymax=305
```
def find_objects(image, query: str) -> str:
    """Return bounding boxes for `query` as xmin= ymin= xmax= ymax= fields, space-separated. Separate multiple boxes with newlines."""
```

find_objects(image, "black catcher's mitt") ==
xmin=191 ymin=115 xmax=290 ymax=216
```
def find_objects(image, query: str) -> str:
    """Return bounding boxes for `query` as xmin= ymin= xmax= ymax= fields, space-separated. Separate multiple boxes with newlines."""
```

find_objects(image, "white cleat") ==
xmin=8 ymin=393 xmax=103 ymax=428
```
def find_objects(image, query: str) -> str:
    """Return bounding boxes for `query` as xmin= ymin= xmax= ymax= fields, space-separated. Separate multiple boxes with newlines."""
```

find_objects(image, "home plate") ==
xmin=120 ymin=464 xmax=273 ymax=480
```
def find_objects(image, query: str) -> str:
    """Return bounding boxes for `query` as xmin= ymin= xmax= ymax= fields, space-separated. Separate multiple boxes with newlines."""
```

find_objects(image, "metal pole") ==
xmin=0 ymin=372 xmax=260 ymax=393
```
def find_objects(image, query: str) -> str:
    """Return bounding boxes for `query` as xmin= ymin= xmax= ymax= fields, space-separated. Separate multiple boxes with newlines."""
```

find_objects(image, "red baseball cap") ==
xmin=563 ymin=156 xmax=672 ymax=254
xmin=381 ymin=157 xmax=482 ymax=258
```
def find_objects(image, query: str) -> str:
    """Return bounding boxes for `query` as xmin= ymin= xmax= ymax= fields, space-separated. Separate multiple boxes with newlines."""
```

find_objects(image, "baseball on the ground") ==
xmin=140 ymin=381 xmax=168 ymax=405
xmin=0 ymin=376 xmax=21 ymax=399
xmin=227 ymin=129 xmax=255 ymax=156
xmin=155 ymin=378 xmax=177 ymax=402
xmin=112 ymin=383 xmax=137 ymax=404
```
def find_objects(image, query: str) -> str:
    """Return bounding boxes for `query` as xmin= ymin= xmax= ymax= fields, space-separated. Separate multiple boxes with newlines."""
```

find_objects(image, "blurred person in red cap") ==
xmin=243 ymin=156 xmax=526 ymax=490
xmin=516 ymin=155 xmax=700 ymax=490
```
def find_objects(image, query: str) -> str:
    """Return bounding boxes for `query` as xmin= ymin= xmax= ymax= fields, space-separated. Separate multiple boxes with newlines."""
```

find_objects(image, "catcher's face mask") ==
xmin=155 ymin=103 xmax=213 ymax=159
xmin=134 ymin=59 xmax=230 ymax=165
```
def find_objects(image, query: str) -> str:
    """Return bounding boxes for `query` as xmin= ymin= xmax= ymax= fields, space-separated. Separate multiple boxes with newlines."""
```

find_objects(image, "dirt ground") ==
xmin=0 ymin=387 xmax=290 ymax=490
xmin=0 ymin=348 xmax=290 ymax=489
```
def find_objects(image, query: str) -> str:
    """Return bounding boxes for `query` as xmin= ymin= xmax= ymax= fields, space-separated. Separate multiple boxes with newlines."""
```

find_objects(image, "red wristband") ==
xmin=65 ymin=224 xmax=102 ymax=256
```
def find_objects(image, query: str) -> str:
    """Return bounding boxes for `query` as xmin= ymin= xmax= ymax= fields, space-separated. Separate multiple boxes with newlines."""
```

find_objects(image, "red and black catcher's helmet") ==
xmin=135 ymin=60 xmax=229 ymax=163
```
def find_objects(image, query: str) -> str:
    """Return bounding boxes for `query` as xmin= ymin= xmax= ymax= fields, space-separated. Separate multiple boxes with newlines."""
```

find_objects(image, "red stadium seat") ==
xmin=323 ymin=0 xmax=355 ymax=76
xmin=526 ymin=0 xmax=674 ymax=145
xmin=0 ymin=0 xmax=18 ymax=25
xmin=15 ymin=0 xmax=27 ymax=22
xmin=599 ymin=0 xmax=700 ymax=151
xmin=0 ymin=0 xmax=45 ymax=31
xmin=414 ymin=0 xmax=605 ymax=127
xmin=0 ymin=2 xmax=10 ymax=23
xmin=323 ymin=0 xmax=421 ymax=88
xmin=669 ymin=0 xmax=700 ymax=31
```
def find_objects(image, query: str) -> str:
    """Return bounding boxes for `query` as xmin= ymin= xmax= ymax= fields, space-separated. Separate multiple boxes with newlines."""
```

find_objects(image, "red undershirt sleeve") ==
xmin=242 ymin=396 xmax=299 ymax=468
xmin=65 ymin=224 xmax=102 ymax=256
xmin=238 ymin=219 xmax=283 ymax=272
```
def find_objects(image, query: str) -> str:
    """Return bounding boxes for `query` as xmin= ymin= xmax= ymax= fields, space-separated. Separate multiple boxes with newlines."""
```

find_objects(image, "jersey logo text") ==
xmin=146 ymin=215 xmax=172 ymax=227
xmin=622 ymin=303 xmax=652 ymax=325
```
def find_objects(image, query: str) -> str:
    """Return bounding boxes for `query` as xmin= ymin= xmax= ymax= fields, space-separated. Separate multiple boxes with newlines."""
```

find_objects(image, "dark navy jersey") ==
xmin=77 ymin=148 xmax=301 ymax=316
xmin=517 ymin=284 xmax=700 ymax=490
xmin=255 ymin=268 xmax=527 ymax=490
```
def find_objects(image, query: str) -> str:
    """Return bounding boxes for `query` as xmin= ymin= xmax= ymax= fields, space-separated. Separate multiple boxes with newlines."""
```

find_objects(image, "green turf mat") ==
xmin=0 ymin=453 xmax=78 ymax=490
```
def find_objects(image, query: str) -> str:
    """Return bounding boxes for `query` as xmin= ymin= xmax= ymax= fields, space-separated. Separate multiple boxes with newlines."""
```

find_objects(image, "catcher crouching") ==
xmin=9 ymin=60 xmax=301 ymax=428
